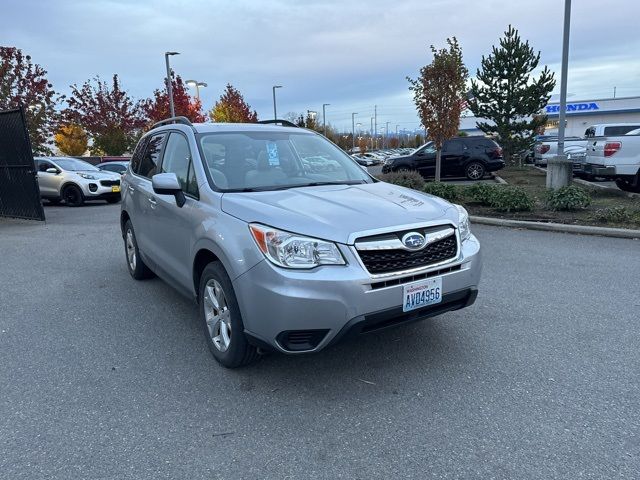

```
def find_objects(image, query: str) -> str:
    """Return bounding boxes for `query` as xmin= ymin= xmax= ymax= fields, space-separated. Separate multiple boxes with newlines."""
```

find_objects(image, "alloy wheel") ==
xmin=203 ymin=279 xmax=232 ymax=352
xmin=467 ymin=163 xmax=484 ymax=180
xmin=126 ymin=230 xmax=136 ymax=271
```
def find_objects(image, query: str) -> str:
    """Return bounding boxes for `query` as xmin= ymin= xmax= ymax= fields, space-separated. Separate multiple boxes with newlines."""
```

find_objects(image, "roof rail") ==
xmin=151 ymin=116 xmax=197 ymax=132
xmin=257 ymin=119 xmax=299 ymax=128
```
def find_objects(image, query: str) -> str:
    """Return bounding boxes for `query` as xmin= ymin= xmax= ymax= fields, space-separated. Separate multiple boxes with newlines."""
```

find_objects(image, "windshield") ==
xmin=410 ymin=142 xmax=436 ymax=155
xmin=54 ymin=158 xmax=99 ymax=171
xmin=197 ymin=131 xmax=373 ymax=191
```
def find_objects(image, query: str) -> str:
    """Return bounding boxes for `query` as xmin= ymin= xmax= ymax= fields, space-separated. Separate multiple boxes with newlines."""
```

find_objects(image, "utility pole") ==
xmin=322 ymin=103 xmax=330 ymax=136
xmin=546 ymin=0 xmax=573 ymax=189
xmin=351 ymin=112 xmax=357 ymax=153
xmin=613 ymin=86 xmax=617 ymax=98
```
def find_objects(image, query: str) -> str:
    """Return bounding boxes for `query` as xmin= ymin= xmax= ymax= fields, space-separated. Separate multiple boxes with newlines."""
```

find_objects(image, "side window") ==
xmin=130 ymin=136 xmax=149 ymax=174
xmin=444 ymin=140 xmax=464 ymax=154
xmin=138 ymin=133 xmax=166 ymax=178
xmin=38 ymin=160 xmax=54 ymax=172
xmin=161 ymin=132 xmax=198 ymax=197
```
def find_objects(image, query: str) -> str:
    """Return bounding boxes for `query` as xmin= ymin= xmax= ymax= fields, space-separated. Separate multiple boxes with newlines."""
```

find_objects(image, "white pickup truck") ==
xmin=583 ymin=128 xmax=640 ymax=192
xmin=534 ymin=123 xmax=640 ymax=167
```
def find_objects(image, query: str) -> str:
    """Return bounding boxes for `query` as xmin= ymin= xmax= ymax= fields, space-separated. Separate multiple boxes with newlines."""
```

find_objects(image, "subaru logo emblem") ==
xmin=401 ymin=232 xmax=426 ymax=251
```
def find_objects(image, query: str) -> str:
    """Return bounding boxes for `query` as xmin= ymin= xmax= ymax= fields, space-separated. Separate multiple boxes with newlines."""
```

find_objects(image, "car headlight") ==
xmin=78 ymin=173 xmax=96 ymax=180
xmin=249 ymin=224 xmax=345 ymax=269
xmin=454 ymin=204 xmax=471 ymax=241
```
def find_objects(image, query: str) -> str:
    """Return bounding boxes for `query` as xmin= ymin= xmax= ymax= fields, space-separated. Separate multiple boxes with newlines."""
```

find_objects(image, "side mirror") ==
xmin=45 ymin=168 xmax=58 ymax=174
xmin=152 ymin=173 xmax=186 ymax=207
xmin=415 ymin=151 xmax=424 ymax=156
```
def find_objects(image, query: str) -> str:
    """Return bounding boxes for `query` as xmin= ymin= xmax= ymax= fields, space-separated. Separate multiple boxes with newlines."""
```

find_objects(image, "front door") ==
xmin=35 ymin=159 xmax=63 ymax=197
xmin=148 ymin=131 xmax=200 ymax=292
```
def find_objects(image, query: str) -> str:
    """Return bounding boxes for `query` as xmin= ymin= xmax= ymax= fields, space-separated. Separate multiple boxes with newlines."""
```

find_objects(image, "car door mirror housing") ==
xmin=152 ymin=173 xmax=186 ymax=208
xmin=45 ymin=168 xmax=58 ymax=174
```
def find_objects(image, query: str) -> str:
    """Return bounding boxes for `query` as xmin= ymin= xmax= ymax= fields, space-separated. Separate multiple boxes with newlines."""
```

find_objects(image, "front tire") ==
xmin=465 ymin=162 xmax=485 ymax=180
xmin=62 ymin=185 xmax=84 ymax=207
xmin=123 ymin=220 xmax=154 ymax=280
xmin=199 ymin=262 xmax=259 ymax=368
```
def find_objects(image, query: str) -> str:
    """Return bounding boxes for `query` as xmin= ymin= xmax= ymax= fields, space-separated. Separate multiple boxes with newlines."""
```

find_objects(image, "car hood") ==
xmin=221 ymin=182 xmax=457 ymax=244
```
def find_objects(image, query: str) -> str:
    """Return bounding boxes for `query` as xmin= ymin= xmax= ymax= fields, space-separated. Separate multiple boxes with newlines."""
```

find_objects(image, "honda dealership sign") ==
xmin=545 ymin=102 xmax=600 ymax=113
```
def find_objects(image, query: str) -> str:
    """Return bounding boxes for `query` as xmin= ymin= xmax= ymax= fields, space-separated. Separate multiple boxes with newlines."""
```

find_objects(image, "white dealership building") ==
xmin=459 ymin=96 xmax=640 ymax=137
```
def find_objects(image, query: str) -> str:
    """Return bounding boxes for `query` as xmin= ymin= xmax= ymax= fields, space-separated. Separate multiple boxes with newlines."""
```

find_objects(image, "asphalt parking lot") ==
xmin=1 ymin=204 xmax=639 ymax=479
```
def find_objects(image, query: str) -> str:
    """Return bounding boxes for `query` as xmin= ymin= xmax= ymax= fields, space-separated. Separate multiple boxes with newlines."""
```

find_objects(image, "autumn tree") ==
xmin=55 ymin=124 xmax=88 ymax=156
xmin=358 ymin=137 xmax=368 ymax=154
xmin=143 ymin=72 xmax=206 ymax=124
xmin=0 ymin=46 xmax=59 ymax=154
xmin=304 ymin=112 xmax=318 ymax=130
xmin=209 ymin=84 xmax=257 ymax=123
xmin=408 ymin=37 xmax=468 ymax=181
xmin=468 ymin=26 xmax=555 ymax=164
xmin=388 ymin=137 xmax=399 ymax=149
xmin=63 ymin=74 xmax=146 ymax=155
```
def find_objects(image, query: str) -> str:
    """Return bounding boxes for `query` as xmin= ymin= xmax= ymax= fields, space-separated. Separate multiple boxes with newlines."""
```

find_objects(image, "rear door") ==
xmin=147 ymin=131 xmax=201 ymax=290
xmin=441 ymin=139 xmax=467 ymax=176
xmin=127 ymin=132 xmax=166 ymax=257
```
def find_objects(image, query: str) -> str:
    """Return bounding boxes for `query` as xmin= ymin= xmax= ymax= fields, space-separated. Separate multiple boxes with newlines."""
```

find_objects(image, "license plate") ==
xmin=111 ymin=185 xmax=121 ymax=193
xmin=402 ymin=277 xmax=442 ymax=312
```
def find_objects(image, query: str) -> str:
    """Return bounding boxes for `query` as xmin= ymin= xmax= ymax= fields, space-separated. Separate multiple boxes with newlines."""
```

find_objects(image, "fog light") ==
xmin=89 ymin=183 xmax=98 ymax=192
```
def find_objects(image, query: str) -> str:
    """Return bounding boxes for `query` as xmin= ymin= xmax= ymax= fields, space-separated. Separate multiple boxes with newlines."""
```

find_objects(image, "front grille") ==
xmin=100 ymin=180 xmax=120 ymax=187
xmin=356 ymin=229 xmax=458 ymax=275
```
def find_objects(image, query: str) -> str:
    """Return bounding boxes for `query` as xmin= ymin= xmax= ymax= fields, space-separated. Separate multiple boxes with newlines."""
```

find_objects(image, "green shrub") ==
xmin=466 ymin=183 xmax=499 ymax=205
xmin=590 ymin=206 xmax=635 ymax=224
xmin=546 ymin=185 xmax=591 ymax=211
xmin=489 ymin=186 xmax=534 ymax=212
xmin=377 ymin=170 xmax=425 ymax=190
xmin=423 ymin=182 xmax=460 ymax=202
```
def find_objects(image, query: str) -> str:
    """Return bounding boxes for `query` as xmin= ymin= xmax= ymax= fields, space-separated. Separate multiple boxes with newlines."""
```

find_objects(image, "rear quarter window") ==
xmin=603 ymin=126 xmax=640 ymax=136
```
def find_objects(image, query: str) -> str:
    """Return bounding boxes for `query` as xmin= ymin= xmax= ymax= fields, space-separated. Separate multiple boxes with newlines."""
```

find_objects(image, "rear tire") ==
xmin=199 ymin=262 xmax=259 ymax=368
xmin=123 ymin=220 xmax=154 ymax=280
xmin=465 ymin=162 xmax=485 ymax=180
xmin=62 ymin=185 xmax=84 ymax=207
xmin=615 ymin=177 xmax=640 ymax=193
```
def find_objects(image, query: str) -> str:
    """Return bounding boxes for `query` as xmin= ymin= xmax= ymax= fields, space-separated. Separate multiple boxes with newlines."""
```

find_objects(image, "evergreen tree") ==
xmin=468 ymin=25 xmax=556 ymax=164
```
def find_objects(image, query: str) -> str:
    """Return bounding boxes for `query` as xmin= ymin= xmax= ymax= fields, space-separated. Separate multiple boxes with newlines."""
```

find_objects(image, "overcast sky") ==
xmin=3 ymin=0 xmax=639 ymax=132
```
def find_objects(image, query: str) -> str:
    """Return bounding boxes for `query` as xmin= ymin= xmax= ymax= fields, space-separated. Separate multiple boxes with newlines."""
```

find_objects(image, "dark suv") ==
xmin=382 ymin=137 xmax=505 ymax=180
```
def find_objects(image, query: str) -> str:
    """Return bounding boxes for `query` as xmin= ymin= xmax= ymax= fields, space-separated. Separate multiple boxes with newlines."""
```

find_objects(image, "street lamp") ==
xmin=164 ymin=51 xmax=180 ymax=118
xmin=272 ymin=85 xmax=282 ymax=120
xmin=322 ymin=103 xmax=330 ymax=136
xmin=351 ymin=113 xmax=358 ymax=152
xmin=186 ymin=79 xmax=207 ymax=100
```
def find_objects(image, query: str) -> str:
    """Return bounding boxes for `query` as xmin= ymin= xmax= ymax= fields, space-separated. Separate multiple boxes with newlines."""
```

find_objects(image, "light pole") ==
xmin=546 ymin=0 xmax=572 ymax=189
xmin=351 ymin=113 xmax=358 ymax=152
xmin=164 ymin=51 xmax=180 ymax=118
xmin=385 ymin=122 xmax=390 ymax=148
xmin=186 ymin=80 xmax=207 ymax=100
xmin=272 ymin=85 xmax=282 ymax=120
xmin=322 ymin=103 xmax=330 ymax=136
xmin=370 ymin=117 xmax=374 ymax=150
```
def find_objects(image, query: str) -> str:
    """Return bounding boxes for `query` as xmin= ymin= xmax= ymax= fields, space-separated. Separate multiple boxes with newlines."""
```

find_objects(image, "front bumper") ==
xmin=233 ymin=234 xmax=481 ymax=354
xmin=79 ymin=181 xmax=122 ymax=198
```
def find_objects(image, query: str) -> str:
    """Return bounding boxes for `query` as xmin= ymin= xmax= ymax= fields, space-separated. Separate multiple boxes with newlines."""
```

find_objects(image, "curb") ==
xmin=492 ymin=174 xmax=508 ymax=185
xmin=470 ymin=216 xmax=640 ymax=239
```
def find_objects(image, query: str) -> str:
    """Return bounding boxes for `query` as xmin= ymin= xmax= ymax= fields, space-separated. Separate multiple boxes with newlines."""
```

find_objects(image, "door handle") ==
xmin=128 ymin=186 xmax=134 ymax=194
xmin=148 ymin=197 xmax=157 ymax=207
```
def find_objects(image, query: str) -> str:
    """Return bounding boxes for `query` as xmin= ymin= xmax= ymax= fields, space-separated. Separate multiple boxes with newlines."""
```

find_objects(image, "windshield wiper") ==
xmin=298 ymin=180 xmax=367 ymax=187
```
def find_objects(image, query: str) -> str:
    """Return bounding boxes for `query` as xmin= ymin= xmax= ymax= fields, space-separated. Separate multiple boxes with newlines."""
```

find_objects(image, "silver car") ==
xmin=121 ymin=118 xmax=482 ymax=368
xmin=35 ymin=157 xmax=122 ymax=206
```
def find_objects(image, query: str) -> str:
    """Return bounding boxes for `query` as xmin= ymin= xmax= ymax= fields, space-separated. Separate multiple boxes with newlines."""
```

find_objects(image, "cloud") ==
xmin=2 ymin=0 xmax=638 ymax=130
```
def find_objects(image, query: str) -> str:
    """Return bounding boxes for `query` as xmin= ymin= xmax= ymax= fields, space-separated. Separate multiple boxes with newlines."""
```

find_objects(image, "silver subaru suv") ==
xmin=120 ymin=118 xmax=482 ymax=368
